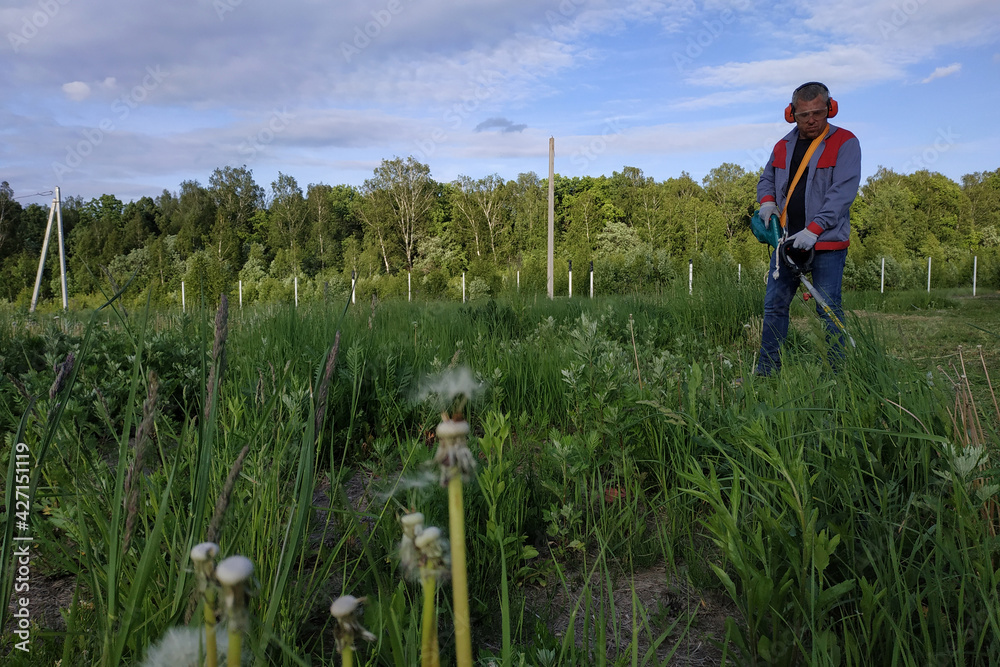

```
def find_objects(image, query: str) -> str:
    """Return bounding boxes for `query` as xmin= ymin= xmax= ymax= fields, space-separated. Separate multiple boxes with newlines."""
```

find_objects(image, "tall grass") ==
xmin=1 ymin=269 xmax=997 ymax=665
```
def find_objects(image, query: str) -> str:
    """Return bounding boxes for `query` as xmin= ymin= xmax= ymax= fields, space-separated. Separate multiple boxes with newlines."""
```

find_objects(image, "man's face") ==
xmin=793 ymin=96 xmax=828 ymax=140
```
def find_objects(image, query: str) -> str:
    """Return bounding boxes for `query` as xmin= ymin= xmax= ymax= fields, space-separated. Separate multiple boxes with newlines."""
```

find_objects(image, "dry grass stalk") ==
xmin=204 ymin=294 xmax=230 ymax=423
xmin=206 ymin=443 xmax=251 ymax=544
xmin=979 ymin=345 xmax=1000 ymax=423
xmin=957 ymin=347 xmax=985 ymax=445
xmin=123 ymin=371 xmax=160 ymax=553
xmin=939 ymin=357 xmax=999 ymax=538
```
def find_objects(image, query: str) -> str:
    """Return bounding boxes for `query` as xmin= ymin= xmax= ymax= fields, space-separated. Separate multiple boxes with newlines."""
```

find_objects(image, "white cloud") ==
xmin=681 ymin=45 xmax=905 ymax=97
xmin=61 ymin=81 xmax=92 ymax=101
xmin=921 ymin=63 xmax=961 ymax=83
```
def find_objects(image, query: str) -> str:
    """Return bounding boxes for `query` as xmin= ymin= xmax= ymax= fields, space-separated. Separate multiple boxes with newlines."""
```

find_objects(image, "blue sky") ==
xmin=2 ymin=0 xmax=999 ymax=203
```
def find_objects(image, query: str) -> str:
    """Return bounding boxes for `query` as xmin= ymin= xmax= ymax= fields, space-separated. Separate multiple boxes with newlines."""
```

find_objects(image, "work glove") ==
xmin=789 ymin=228 xmax=818 ymax=251
xmin=758 ymin=202 xmax=778 ymax=229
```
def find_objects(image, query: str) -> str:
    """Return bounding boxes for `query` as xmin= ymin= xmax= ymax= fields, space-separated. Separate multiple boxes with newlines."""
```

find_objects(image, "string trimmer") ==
xmin=776 ymin=242 xmax=856 ymax=348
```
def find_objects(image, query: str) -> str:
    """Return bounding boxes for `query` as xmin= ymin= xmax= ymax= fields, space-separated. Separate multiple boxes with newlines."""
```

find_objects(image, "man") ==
xmin=755 ymin=81 xmax=862 ymax=376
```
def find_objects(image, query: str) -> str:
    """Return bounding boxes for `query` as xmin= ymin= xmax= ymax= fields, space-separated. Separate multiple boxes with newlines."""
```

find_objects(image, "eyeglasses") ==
xmin=793 ymin=109 xmax=828 ymax=121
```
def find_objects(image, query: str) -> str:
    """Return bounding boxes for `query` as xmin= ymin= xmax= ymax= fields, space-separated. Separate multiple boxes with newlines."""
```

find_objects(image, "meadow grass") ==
xmin=1 ymin=276 xmax=998 ymax=665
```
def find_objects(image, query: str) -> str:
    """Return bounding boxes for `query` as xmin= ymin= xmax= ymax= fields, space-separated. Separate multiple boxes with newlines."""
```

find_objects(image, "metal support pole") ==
xmin=351 ymin=270 xmax=356 ymax=304
xmin=568 ymin=259 xmax=572 ymax=298
xmin=927 ymin=257 xmax=931 ymax=293
xmin=880 ymin=257 xmax=885 ymax=294
xmin=239 ymin=280 xmax=243 ymax=308
xmin=589 ymin=261 xmax=594 ymax=298
xmin=688 ymin=259 xmax=693 ymax=295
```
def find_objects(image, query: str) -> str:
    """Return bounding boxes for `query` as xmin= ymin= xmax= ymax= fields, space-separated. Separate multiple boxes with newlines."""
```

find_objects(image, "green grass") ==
xmin=1 ymin=278 xmax=998 ymax=665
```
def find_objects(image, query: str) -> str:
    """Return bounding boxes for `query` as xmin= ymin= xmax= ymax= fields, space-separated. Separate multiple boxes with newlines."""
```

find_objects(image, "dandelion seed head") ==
xmin=215 ymin=555 xmax=253 ymax=586
xmin=190 ymin=542 xmax=219 ymax=563
xmin=415 ymin=366 xmax=483 ymax=408
xmin=140 ymin=625 xmax=230 ymax=667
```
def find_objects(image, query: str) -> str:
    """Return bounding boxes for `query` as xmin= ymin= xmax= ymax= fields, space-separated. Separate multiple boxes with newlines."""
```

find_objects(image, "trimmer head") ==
xmin=778 ymin=242 xmax=815 ymax=275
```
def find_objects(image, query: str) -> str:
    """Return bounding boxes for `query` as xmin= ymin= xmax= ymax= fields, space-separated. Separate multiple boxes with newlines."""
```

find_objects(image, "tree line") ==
xmin=2 ymin=157 xmax=999 ymax=305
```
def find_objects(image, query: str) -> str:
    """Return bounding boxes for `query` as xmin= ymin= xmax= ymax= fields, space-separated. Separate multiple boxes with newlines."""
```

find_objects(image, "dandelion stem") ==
xmin=342 ymin=645 xmax=354 ymax=667
xmin=448 ymin=474 xmax=472 ymax=667
xmin=204 ymin=586 xmax=218 ymax=667
xmin=421 ymin=574 xmax=439 ymax=667
xmin=227 ymin=626 xmax=241 ymax=667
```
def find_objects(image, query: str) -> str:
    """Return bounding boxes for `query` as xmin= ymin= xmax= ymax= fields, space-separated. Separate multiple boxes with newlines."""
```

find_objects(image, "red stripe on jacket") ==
xmin=771 ymin=140 xmax=787 ymax=169
xmin=816 ymin=128 xmax=857 ymax=168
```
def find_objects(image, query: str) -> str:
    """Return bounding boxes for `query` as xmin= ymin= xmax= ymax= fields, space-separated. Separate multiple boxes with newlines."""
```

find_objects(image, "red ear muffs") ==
xmin=785 ymin=97 xmax=839 ymax=123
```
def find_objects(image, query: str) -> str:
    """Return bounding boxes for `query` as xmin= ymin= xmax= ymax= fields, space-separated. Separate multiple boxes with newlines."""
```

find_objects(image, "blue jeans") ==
xmin=756 ymin=248 xmax=847 ymax=375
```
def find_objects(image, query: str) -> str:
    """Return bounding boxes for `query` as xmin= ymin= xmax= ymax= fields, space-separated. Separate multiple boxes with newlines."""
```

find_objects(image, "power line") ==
xmin=12 ymin=190 xmax=55 ymax=200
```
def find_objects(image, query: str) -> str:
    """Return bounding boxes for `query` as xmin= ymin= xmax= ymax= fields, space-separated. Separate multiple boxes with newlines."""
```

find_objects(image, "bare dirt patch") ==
xmin=522 ymin=564 xmax=733 ymax=665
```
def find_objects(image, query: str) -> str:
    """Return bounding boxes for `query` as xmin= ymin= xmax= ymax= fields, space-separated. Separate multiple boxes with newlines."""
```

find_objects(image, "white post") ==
xmin=973 ymin=256 xmax=978 ymax=297
xmin=738 ymin=263 xmax=741 ymax=283
xmin=29 ymin=196 xmax=56 ymax=313
xmin=181 ymin=281 xmax=186 ymax=313
xmin=688 ymin=259 xmax=693 ymax=295
xmin=294 ymin=276 xmax=298 ymax=307
xmin=462 ymin=272 xmax=466 ymax=303
xmin=568 ymin=260 xmax=573 ymax=298
xmin=54 ymin=187 xmax=68 ymax=310
xmin=351 ymin=270 xmax=356 ymax=304
xmin=239 ymin=280 xmax=243 ymax=308
xmin=517 ymin=270 xmax=520 ymax=291
xmin=408 ymin=271 xmax=411 ymax=302
xmin=589 ymin=261 xmax=594 ymax=298
xmin=927 ymin=256 xmax=932 ymax=293
xmin=880 ymin=257 xmax=885 ymax=294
